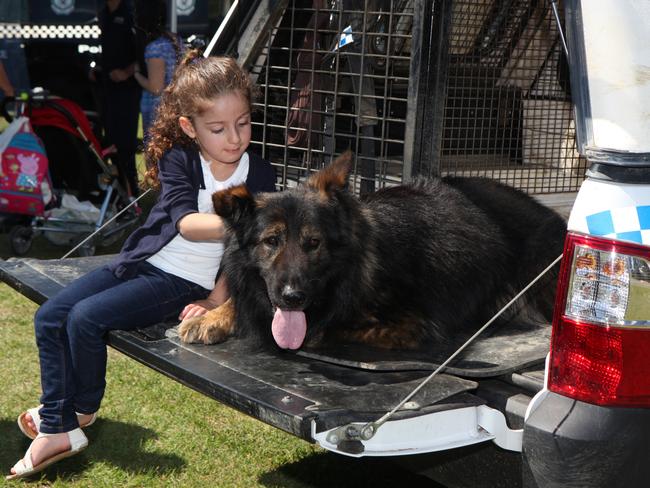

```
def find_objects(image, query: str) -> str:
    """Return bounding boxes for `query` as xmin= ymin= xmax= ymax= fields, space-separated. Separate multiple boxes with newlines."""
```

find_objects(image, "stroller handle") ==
xmin=2 ymin=88 xmax=53 ymax=123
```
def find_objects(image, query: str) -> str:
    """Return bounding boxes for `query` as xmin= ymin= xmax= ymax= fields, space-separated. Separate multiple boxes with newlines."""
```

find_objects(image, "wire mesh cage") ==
xmin=441 ymin=0 xmax=586 ymax=193
xmin=232 ymin=0 xmax=587 ymax=194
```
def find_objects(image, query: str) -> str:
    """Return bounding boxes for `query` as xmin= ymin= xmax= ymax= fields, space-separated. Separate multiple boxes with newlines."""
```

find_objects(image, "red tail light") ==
xmin=548 ymin=233 xmax=650 ymax=407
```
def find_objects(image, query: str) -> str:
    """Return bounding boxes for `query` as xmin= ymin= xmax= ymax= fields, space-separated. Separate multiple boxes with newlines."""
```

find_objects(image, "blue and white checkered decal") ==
xmin=586 ymin=205 xmax=650 ymax=245
xmin=335 ymin=26 xmax=354 ymax=50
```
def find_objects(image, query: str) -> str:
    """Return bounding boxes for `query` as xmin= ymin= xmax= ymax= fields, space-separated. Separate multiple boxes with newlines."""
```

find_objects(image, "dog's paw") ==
xmin=177 ymin=316 xmax=227 ymax=344
xmin=177 ymin=299 xmax=236 ymax=345
xmin=177 ymin=316 xmax=199 ymax=343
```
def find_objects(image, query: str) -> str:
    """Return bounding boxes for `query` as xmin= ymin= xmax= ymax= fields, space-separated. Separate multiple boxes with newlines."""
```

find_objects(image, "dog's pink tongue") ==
xmin=272 ymin=308 xmax=307 ymax=350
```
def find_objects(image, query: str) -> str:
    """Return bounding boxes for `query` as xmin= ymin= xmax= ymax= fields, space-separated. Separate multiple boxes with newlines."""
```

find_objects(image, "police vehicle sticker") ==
xmin=51 ymin=0 xmax=74 ymax=15
xmin=177 ymin=0 xmax=196 ymax=16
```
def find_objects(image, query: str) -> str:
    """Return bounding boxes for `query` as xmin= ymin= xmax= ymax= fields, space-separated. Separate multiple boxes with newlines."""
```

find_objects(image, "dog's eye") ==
xmin=306 ymin=238 xmax=320 ymax=250
xmin=263 ymin=236 xmax=279 ymax=247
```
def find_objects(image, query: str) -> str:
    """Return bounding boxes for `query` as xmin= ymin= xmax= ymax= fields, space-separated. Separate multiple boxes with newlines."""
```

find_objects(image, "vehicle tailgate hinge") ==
xmin=311 ymin=405 xmax=523 ymax=457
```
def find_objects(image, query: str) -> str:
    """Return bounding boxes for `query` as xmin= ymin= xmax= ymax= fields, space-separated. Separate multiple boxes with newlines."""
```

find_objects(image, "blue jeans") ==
xmin=34 ymin=261 xmax=209 ymax=434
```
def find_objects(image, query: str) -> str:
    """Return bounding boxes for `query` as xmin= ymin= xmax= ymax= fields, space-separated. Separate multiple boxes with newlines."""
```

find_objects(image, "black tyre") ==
xmin=9 ymin=226 xmax=34 ymax=256
xmin=78 ymin=243 xmax=96 ymax=257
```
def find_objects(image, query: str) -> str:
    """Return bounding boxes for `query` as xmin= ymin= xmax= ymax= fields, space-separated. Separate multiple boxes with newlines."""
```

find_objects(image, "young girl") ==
xmin=7 ymin=51 xmax=276 ymax=480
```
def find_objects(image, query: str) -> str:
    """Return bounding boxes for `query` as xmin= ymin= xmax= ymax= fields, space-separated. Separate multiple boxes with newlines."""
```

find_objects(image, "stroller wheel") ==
xmin=9 ymin=226 xmax=34 ymax=256
xmin=78 ymin=242 xmax=96 ymax=257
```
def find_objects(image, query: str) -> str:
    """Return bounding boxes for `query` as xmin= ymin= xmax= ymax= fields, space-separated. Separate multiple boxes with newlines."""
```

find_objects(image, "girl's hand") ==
xmin=178 ymin=298 xmax=220 ymax=320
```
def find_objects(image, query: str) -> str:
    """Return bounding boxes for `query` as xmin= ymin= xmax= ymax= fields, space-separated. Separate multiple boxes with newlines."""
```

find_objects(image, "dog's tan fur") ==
xmin=178 ymin=298 xmax=236 ymax=344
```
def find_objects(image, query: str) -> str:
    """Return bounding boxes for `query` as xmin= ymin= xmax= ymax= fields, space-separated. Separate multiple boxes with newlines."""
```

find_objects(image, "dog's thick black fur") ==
xmin=184 ymin=153 xmax=566 ymax=351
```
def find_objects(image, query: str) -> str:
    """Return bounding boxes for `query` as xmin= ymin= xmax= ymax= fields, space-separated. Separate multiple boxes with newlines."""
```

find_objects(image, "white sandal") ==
xmin=17 ymin=406 xmax=97 ymax=440
xmin=6 ymin=428 xmax=88 ymax=480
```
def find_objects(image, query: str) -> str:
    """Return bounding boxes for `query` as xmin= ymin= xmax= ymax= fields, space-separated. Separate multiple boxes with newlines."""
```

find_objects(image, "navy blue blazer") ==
xmin=109 ymin=146 xmax=276 ymax=279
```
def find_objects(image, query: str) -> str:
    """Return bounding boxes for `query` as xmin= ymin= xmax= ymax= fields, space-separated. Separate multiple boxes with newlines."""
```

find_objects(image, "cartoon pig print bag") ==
xmin=0 ymin=116 xmax=50 ymax=216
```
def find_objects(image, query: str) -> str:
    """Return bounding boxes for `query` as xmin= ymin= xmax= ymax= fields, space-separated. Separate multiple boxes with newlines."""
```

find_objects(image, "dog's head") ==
xmin=212 ymin=152 xmax=356 ymax=350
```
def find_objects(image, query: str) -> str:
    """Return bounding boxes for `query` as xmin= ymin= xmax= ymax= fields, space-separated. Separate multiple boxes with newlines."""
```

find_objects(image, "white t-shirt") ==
xmin=146 ymin=152 xmax=250 ymax=290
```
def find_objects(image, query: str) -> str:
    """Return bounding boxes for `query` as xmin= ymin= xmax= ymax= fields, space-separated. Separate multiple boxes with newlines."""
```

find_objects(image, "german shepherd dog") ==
xmin=178 ymin=153 xmax=566 ymax=351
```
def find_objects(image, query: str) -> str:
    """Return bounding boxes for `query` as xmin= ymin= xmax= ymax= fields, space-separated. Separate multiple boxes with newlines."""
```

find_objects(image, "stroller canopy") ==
xmin=28 ymin=98 xmax=103 ymax=156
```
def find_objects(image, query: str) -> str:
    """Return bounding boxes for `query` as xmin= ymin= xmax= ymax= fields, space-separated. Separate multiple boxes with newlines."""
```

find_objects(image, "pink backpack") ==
xmin=0 ymin=116 xmax=51 ymax=216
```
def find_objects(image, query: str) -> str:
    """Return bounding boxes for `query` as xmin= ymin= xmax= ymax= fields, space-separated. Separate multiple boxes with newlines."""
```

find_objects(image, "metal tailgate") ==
xmin=0 ymin=256 xmax=482 ymax=444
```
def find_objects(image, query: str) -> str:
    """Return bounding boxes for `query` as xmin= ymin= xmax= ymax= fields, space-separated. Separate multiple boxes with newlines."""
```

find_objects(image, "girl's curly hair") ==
xmin=142 ymin=50 xmax=259 ymax=189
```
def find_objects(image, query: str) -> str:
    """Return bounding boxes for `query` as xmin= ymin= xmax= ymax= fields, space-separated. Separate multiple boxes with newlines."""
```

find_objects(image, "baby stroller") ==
xmin=0 ymin=90 xmax=140 ymax=256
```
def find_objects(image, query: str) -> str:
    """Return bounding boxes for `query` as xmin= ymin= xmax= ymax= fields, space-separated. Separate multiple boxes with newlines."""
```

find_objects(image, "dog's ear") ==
xmin=212 ymin=185 xmax=256 ymax=226
xmin=306 ymin=151 xmax=353 ymax=197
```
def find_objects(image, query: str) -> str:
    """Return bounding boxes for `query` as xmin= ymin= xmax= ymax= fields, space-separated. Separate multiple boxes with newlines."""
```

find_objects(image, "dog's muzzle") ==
xmin=280 ymin=285 xmax=307 ymax=309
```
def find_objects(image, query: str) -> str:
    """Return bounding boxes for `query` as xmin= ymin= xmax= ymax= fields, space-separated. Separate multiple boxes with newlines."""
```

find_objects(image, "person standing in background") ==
xmin=0 ymin=38 xmax=30 ymax=102
xmin=0 ymin=1 xmax=28 ymax=101
xmin=133 ymin=0 xmax=183 ymax=142
xmin=0 ymin=59 xmax=15 ymax=98
xmin=95 ymin=0 xmax=141 ymax=197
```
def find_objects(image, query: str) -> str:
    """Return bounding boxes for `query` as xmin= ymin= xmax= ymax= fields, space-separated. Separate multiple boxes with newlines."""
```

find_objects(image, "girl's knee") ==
xmin=34 ymin=302 xmax=49 ymax=327
xmin=34 ymin=300 xmax=67 ymax=339
xmin=67 ymin=302 xmax=105 ymax=340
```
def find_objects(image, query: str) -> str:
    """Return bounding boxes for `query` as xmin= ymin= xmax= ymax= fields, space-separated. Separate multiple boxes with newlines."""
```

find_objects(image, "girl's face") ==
xmin=179 ymin=92 xmax=252 ymax=166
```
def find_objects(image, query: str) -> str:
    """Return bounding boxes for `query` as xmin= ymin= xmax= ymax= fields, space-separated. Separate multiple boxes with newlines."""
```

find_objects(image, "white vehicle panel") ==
xmin=581 ymin=0 xmax=650 ymax=152
xmin=568 ymin=178 xmax=650 ymax=246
